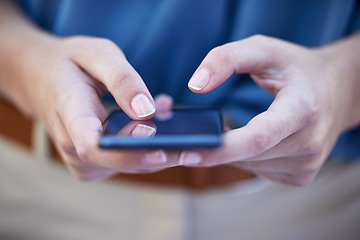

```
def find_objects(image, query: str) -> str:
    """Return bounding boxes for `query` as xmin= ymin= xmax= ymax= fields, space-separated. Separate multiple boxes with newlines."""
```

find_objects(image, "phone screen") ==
xmin=99 ymin=108 xmax=223 ymax=149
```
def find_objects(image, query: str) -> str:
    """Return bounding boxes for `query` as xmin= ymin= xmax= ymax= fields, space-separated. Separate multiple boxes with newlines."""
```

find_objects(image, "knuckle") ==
xmin=252 ymin=132 xmax=272 ymax=154
xmin=249 ymin=34 xmax=267 ymax=42
xmin=76 ymin=142 xmax=93 ymax=164
xmin=300 ymin=136 xmax=325 ymax=157
xmin=107 ymin=69 xmax=136 ymax=91
xmin=56 ymin=136 xmax=76 ymax=156
xmin=62 ymin=161 xmax=92 ymax=182
xmin=62 ymin=35 xmax=92 ymax=51
xmin=296 ymin=158 xmax=322 ymax=175
xmin=208 ymin=45 xmax=232 ymax=66
xmin=248 ymin=34 xmax=271 ymax=50
xmin=301 ymin=99 xmax=320 ymax=125
xmin=264 ymin=172 xmax=315 ymax=187
xmin=71 ymin=170 xmax=95 ymax=182
xmin=289 ymin=175 xmax=315 ymax=187
xmin=61 ymin=35 xmax=83 ymax=49
xmin=95 ymin=37 xmax=116 ymax=47
xmin=74 ymin=173 xmax=92 ymax=182
xmin=86 ymin=37 xmax=119 ymax=53
xmin=67 ymin=36 xmax=124 ymax=58
xmin=63 ymin=157 xmax=105 ymax=182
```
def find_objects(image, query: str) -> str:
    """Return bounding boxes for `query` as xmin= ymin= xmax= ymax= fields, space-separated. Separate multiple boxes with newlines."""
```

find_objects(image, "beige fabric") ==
xmin=1 ymin=127 xmax=360 ymax=240
xmin=0 ymin=137 xmax=189 ymax=240
xmin=191 ymin=160 xmax=360 ymax=240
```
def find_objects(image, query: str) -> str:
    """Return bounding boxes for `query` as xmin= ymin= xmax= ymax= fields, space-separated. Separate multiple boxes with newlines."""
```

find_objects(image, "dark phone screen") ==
xmin=100 ymin=108 xmax=223 ymax=149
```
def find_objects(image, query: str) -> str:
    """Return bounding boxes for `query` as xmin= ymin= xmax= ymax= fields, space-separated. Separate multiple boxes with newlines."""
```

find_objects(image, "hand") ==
xmin=182 ymin=34 xmax=360 ymax=186
xmin=14 ymin=35 xmax=180 ymax=180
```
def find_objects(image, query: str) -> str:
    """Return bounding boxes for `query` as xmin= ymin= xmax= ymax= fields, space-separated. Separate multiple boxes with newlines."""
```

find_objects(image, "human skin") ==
xmin=0 ymin=0 xmax=180 ymax=180
xmin=1 ymin=1 xmax=360 ymax=185
xmin=183 ymin=33 xmax=360 ymax=186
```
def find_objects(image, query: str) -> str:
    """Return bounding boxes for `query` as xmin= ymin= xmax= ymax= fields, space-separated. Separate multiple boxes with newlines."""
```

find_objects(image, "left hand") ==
xmin=181 ymin=35 xmax=358 ymax=186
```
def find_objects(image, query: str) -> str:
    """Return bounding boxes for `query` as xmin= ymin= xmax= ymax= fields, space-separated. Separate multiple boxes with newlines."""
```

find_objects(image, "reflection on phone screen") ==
xmin=103 ymin=108 xmax=222 ymax=137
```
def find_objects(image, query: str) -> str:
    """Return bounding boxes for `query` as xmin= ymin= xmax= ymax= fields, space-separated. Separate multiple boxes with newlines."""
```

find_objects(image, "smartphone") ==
xmin=99 ymin=108 xmax=223 ymax=149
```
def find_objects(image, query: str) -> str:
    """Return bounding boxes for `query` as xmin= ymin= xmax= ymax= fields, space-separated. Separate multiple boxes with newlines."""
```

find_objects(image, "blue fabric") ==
xmin=16 ymin=0 xmax=360 ymax=159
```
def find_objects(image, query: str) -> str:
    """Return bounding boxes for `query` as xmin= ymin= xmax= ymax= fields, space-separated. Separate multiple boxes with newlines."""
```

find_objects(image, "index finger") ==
xmin=68 ymin=37 xmax=156 ymax=120
xmin=54 ymin=62 xmax=150 ymax=170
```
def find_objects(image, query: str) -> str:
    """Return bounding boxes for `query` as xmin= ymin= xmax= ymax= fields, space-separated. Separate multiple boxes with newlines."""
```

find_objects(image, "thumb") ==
xmin=188 ymin=35 xmax=284 ymax=93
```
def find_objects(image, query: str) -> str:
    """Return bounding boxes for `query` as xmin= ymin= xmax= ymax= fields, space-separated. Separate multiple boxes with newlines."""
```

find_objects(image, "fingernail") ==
xmin=131 ymin=124 xmax=156 ymax=137
xmin=131 ymin=93 xmax=156 ymax=118
xmin=188 ymin=68 xmax=210 ymax=91
xmin=179 ymin=151 xmax=202 ymax=166
xmin=144 ymin=150 xmax=167 ymax=165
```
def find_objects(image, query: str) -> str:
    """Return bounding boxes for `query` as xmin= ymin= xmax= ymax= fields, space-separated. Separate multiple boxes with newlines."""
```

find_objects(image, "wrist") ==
xmin=0 ymin=0 xmax=60 ymax=116
xmin=314 ymin=34 xmax=360 ymax=131
xmin=1 ymin=28 xmax=60 ymax=116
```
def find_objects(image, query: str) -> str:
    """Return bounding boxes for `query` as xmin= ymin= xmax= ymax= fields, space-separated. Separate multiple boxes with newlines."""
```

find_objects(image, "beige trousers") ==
xmin=0 ymin=123 xmax=359 ymax=240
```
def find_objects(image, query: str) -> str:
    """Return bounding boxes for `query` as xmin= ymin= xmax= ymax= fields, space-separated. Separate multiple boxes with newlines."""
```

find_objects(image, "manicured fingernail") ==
xmin=188 ymin=68 xmax=210 ymax=91
xmin=131 ymin=124 xmax=156 ymax=137
xmin=131 ymin=93 xmax=156 ymax=118
xmin=179 ymin=151 xmax=202 ymax=166
xmin=144 ymin=150 xmax=167 ymax=165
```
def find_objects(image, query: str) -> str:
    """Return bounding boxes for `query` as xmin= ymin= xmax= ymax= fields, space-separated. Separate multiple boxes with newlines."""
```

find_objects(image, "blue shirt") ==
xmin=16 ymin=0 xmax=360 ymax=159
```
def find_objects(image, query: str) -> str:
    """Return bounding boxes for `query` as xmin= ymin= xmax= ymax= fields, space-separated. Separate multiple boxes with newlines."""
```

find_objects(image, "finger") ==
xmin=70 ymin=37 xmax=155 ymax=120
xmin=61 ymin=85 xmax=177 ymax=172
xmin=54 ymin=140 xmax=119 ymax=181
xmin=188 ymin=35 xmax=285 ymax=93
xmin=231 ymin=156 xmax=320 ymax=176
xmin=61 ymin=80 xmax=179 ymax=170
xmin=61 ymin=111 xmax=178 ymax=173
xmin=55 ymin=62 xmax=144 ymax=170
xmin=154 ymin=93 xmax=174 ymax=112
xmin=251 ymin=170 xmax=316 ymax=187
xmin=67 ymin=161 xmax=119 ymax=182
xmin=181 ymin=89 xmax=310 ymax=167
xmin=56 ymin=62 xmax=107 ymax=151
xmin=53 ymin=62 xmax=178 ymax=174
xmin=250 ymin=171 xmax=292 ymax=185
xmin=242 ymin=126 xmax=331 ymax=164
xmin=60 ymin=146 xmax=174 ymax=180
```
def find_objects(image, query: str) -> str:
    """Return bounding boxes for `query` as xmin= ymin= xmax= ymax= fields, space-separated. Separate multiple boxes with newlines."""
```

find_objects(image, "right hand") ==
xmin=16 ymin=35 xmax=180 ymax=180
